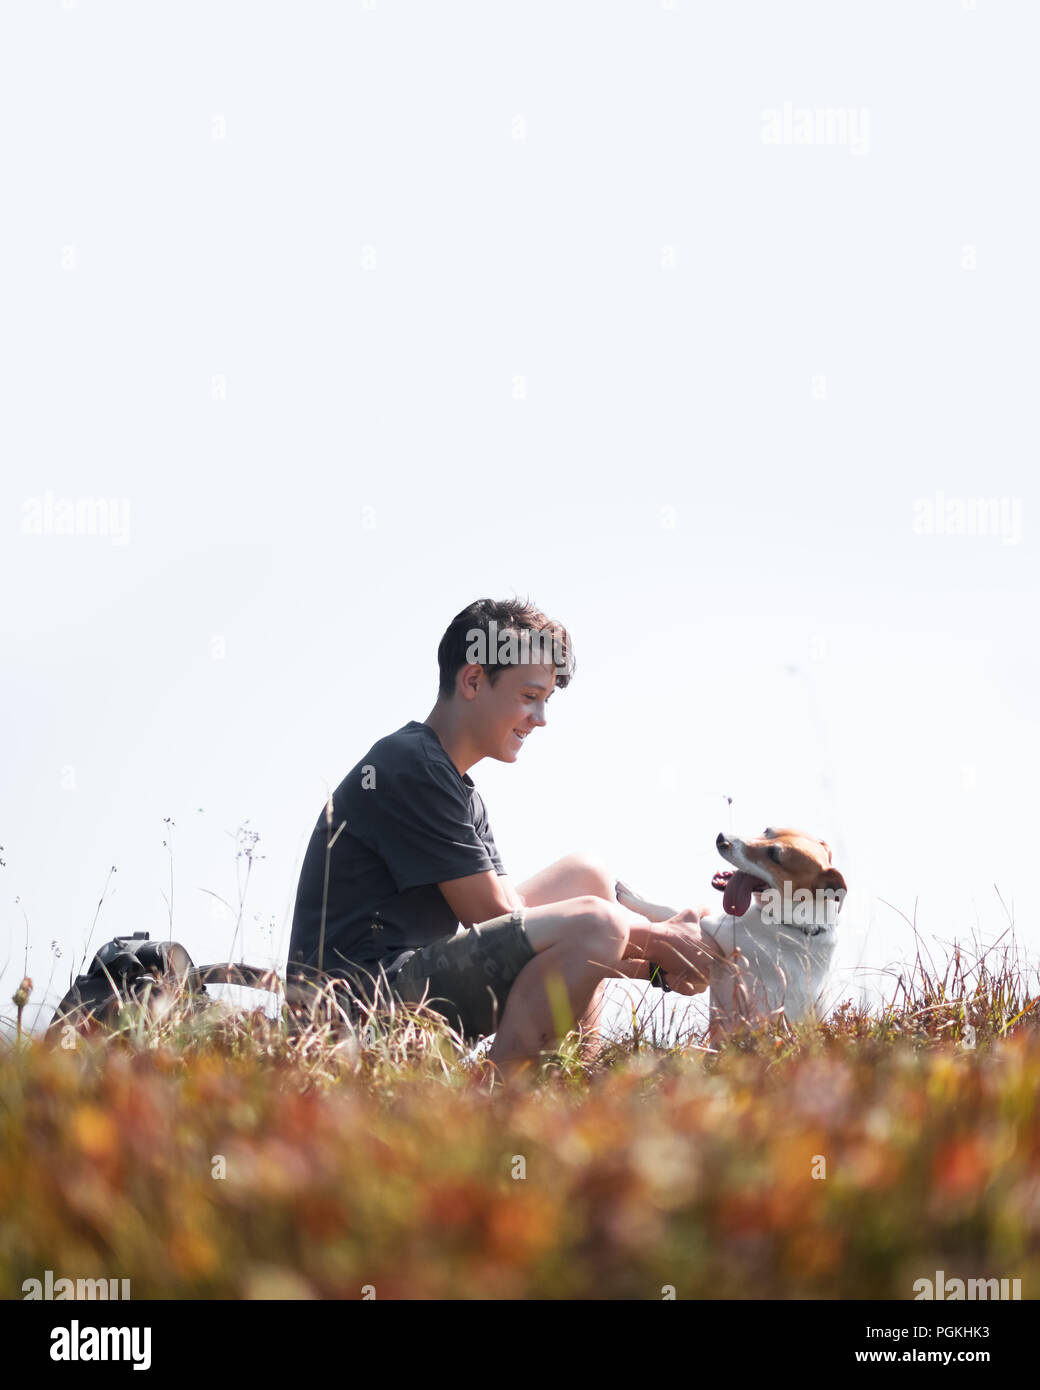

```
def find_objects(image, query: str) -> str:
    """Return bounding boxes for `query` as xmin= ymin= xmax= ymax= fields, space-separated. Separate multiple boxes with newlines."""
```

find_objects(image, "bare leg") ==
xmin=514 ymin=854 xmax=634 ymax=1065
xmin=487 ymin=895 xmax=628 ymax=1080
xmin=487 ymin=854 xmax=644 ymax=1080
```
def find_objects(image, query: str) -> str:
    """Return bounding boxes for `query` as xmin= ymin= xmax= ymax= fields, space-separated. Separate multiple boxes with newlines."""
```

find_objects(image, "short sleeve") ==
xmin=350 ymin=758 xmax=496 ymax=894
xmin=472 ymin=791 xmax=506 ymax=874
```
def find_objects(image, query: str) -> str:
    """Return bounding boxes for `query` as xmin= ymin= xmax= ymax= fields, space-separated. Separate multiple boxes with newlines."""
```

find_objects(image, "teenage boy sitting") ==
xmin=286 ymin=596 xmax=721 ymax=1080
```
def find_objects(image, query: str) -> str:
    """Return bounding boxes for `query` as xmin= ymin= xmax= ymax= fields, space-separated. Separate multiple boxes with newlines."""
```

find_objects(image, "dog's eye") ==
xmin=768 ymin=845 xmax=783 ymax=864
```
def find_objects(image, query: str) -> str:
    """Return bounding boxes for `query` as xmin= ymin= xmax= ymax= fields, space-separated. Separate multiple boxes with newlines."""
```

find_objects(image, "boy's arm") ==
xmin=438 ymin=869 xmax=521 ymax=929
xmin=496 ymin=875 xmax=526 ymax=910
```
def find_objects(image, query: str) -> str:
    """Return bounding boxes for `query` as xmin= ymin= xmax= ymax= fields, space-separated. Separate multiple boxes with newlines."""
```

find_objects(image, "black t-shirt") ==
xmin=287 ymin=720 xmax=506 ymax=987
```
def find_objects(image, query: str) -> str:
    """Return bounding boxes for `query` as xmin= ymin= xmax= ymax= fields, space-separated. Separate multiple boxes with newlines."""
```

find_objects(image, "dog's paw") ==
xmin=615 ymin=879 xmax=645 ymax=913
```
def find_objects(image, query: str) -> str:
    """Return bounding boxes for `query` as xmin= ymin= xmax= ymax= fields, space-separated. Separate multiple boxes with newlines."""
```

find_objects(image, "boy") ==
xmin=286 ymin=596 xmax=721 ymax=1080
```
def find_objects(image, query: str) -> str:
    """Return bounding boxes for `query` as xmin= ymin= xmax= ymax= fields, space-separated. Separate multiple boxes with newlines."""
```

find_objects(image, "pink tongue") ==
xmin=723 ymin=871 xmax=758 ymax=918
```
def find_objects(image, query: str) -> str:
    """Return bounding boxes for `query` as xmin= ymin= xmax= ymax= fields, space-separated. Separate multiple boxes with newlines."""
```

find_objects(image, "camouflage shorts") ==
xmin=387 ymin=907 xmax=536 ymax=1043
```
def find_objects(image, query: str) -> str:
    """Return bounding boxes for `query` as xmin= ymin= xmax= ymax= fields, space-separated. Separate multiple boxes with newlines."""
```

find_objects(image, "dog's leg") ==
xmin=614 ymin=880 xmax=678 ymax=924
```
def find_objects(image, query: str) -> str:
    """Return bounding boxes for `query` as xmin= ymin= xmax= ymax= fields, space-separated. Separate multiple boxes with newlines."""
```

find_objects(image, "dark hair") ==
xmin=436 ymin=596 xmax=575 ymax=698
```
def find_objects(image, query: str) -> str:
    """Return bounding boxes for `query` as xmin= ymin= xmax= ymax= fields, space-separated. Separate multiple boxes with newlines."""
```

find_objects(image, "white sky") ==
xmin=2 ymin=1 xmax=1037 ymax=1039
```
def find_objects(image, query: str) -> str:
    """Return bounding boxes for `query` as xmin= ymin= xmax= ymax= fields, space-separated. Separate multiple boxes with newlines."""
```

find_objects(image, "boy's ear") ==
xmin=813 ymin=867 xmax=848 ymax=907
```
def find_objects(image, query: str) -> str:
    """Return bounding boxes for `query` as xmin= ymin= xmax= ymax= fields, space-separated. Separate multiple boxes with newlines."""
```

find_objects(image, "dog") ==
xmin=616 ymin=828 xmax=848 ymax=1040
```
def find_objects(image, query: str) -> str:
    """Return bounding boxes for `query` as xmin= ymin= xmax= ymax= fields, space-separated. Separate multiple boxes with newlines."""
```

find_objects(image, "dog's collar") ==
xmin=778 ymin=920 xmax=829 ymax=938
xmin=756 ymin=894 xmax=839 ymax=935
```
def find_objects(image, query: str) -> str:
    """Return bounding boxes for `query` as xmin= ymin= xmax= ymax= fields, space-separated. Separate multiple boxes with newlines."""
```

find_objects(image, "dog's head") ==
xmin=711 ymin=827 xmax=848 ymax=919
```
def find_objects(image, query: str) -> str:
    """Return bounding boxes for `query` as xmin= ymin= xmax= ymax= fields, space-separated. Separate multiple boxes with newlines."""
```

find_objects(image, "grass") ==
xmin=2 ymin=917 xmax=1039 ymax=1299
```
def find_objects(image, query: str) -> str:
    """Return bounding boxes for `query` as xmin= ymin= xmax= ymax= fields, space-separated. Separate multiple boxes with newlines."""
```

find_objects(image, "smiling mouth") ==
xmin=512 ymin=729 xmax=529 ymax=744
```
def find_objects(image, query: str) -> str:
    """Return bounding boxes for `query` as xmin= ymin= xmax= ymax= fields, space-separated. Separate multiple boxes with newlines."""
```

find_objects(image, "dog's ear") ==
xmin=813 ymin=866 xmax=847 ymax=909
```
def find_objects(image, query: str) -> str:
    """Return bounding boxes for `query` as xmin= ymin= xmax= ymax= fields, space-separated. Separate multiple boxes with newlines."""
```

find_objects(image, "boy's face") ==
xmin=476 ymin=662 xmax=556 ymax=763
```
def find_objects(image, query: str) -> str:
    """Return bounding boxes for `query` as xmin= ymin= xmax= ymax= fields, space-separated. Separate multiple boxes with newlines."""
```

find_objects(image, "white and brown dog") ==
xmin=616 ymin=828 xmax=848 ymax=1040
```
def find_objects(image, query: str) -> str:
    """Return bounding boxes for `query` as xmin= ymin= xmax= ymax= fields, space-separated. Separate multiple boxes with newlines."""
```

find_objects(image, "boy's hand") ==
xmin=646 ymin=909 xmax=727 ymax=995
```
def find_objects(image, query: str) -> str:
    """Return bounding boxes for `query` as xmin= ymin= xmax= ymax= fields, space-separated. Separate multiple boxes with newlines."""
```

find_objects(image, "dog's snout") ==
xmin=716 ymin=832 xmax=730 ymax=850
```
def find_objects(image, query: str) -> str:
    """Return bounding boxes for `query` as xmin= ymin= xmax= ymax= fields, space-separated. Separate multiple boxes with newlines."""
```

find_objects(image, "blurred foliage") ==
xmin=2 ymin=936 xmax=1039 ymax=1300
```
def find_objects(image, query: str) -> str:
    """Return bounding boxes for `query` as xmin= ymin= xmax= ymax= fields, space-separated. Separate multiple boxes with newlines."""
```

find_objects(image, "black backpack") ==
xmin=45 ymin=931 xmax=289 ymax=1041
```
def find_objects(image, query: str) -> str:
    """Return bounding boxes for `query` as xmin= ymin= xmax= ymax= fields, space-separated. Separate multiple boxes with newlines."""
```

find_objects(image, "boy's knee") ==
xmin=558 ymin=852 xmax=615 ymax=900
xmin=570 ymin=895 xmax=629 ymax=958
